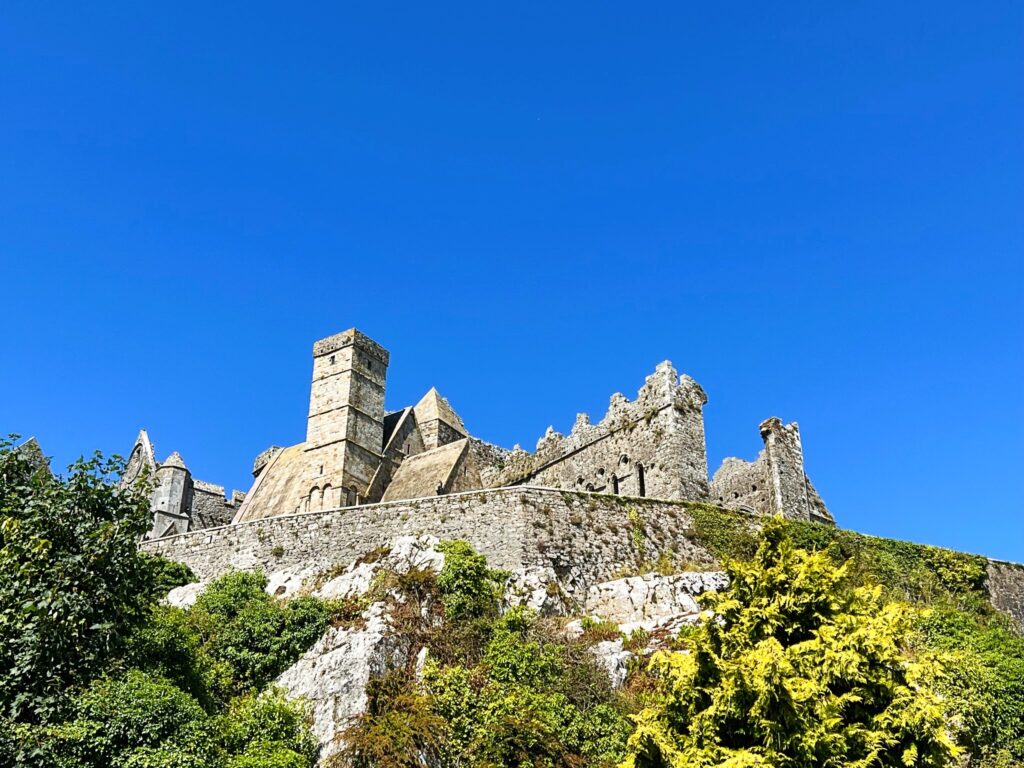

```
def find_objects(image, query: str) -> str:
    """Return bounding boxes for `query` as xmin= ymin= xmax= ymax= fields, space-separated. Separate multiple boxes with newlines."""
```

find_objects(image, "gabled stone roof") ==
xmin=161 ymin=451 xmax=188 ymax=470
xmin=413 ymin=387 xmax=467 ymax=434
xmin=381 ymin=439 xmax=470 ymax=502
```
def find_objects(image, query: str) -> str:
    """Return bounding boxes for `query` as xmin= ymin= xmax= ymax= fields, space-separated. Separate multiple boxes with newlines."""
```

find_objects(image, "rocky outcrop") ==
xmin=585 ymin=571 xmax=727 ymax=635
xmin=165 ymin=537 xmax=733 ymax=764
xmin=504 ymin=565 xmax=575 ymax=615
xmin=276 ymin=602 xmax=404 ymax=764
xmin=275 ymin=536 xmax=445 ymax=763
xmin=165 ymin=582 xmax=204 ymax=609
xmin=589 ymin=638 xmax=634 ymax=689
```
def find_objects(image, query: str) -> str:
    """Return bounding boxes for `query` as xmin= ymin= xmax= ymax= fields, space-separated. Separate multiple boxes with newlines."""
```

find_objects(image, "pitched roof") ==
xmin=161 ymin=451 xmax=188 ymax=470
xmin=413 ymin=387 xmax=467 ymax=435
xmin=381 ymin=439 xmax=469 ymax=502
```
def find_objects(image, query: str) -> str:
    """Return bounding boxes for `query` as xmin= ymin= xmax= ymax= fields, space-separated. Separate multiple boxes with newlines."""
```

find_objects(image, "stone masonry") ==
xmin=124 ymin=327 xmax=834 ymax=536
xmin=140 ymin=485 xmax=1024 ymax=625
xmin=121 ymin=430 xmax=244 ymax=539
xmin=141 ymin=487 xmax=719 ymax=605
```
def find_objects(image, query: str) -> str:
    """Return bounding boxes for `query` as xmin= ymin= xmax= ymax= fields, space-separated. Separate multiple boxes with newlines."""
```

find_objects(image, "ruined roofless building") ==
xmin=120 ymin=430 xmax=245 ymax=539
xmin=126 ymin=327 xmax=833 ymax=537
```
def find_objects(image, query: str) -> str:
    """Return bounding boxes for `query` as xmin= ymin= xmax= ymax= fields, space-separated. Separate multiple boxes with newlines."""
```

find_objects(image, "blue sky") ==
xmin=1 ymin=3 xmax=1021 ymax=560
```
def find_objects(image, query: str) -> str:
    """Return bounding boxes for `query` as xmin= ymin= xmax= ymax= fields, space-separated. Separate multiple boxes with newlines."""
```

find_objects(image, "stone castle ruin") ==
xmin=130 ymin=327 xmax=832 ymax=540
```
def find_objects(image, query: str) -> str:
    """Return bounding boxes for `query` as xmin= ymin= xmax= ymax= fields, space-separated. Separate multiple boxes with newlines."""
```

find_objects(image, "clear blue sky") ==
xmin=1 ymin=4 xmax=1021 ymax=561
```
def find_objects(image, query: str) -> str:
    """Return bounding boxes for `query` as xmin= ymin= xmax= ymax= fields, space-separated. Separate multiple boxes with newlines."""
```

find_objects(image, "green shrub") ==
xmin=915 ymin=608 xmax=1024 ymax=765
xmin=0 ymin=443 xmax=155 ymax=722
xmin=435 ymin=540 xmax=505 ymax=621
xmin=622 ymin=519 xmax=958 ymax=768
xmin=483 ymin=608 xmax=563 ymax=688
xmin=339 ymin=670 xmax=443 ymax=768
xmin=141 ymin=554 xmax=196 ymax=600
xmin=217 ymin=690 xmax=317 ymax=768
xmin=189 ymin=571 xmax=331 ymax=701
xmin=69 ymin=670 xmax=207 ymax=765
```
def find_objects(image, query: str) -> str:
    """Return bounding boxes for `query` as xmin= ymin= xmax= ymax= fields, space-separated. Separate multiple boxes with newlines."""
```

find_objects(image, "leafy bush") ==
xmin=915 ymin=608 xmax=1024 ymax=765
xmin=623 ymin=519 xmax=958 ymax=768
xmin=340 ymin=670 xmax=444 ymax=768
xmin=187 ymin=570 xmax=331 ymax=702
xmin=0 ymin=442 xmax=155 ymax=722
xmin=218 ymin=689 xmax=318 ymax=768
xmin=435 ymin=540 xmax=506 ymax=621
xmin=68 ymin=670 xmax=208 ymax=764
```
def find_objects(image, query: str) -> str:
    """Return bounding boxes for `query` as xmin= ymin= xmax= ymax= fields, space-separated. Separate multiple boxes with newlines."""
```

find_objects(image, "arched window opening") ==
xmin=323 ymin=484 xmax=333 ymax=509
xmin=586 ymin=483 xmax=595 ymax=492
xmin=309 ymin=486 xmax=320 ymax=512
xmin=636 ymin=463 xmax=646 ymax=497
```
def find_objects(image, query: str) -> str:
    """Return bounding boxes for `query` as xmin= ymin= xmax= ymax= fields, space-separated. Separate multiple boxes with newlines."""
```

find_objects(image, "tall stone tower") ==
xmin=759 ymin=417 xmax=811 ymax=520
xmin=305 ymin=329 xmax=390 ymax=506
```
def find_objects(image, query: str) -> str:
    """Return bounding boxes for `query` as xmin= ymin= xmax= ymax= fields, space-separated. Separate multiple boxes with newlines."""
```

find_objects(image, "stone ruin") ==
xmin=126 ymin=327 xmax=833 ymax=538
xmin=121 ymin=429 xmax=245 ymax=539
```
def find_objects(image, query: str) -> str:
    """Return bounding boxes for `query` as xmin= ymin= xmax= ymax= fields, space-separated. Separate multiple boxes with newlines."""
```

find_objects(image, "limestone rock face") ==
xmin=165 ymin=582 xmax=204 ymax=609
xmin=504 ymin=565 xmax=573 ymax=615
xmin=589 ymin=638 xmax=634 ymax=689
xmin=585 ymin=571 xmax=727 ymax=635
xmin=313 ymin=535 xmax=445 ymax=600
xmin=275 ymin=535 xmax=446 ymax=763
xmin=276 ymin=602 xmax=406 ymax=765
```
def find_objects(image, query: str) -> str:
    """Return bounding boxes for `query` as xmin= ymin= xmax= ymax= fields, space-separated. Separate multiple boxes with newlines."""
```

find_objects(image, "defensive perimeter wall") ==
xmin=141 ymin=486 xmax=1024 ymax=623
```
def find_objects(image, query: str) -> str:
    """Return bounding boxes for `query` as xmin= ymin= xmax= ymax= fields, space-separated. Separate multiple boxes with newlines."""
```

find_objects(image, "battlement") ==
xmin=493 ymin=361 xmax=709 ymax=501
xmin=312 ymin=328 xmax=389 ymax=365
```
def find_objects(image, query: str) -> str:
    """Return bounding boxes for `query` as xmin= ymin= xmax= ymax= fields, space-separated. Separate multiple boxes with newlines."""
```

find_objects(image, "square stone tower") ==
xmin=305 ymin=329 xmax=390 ymax=506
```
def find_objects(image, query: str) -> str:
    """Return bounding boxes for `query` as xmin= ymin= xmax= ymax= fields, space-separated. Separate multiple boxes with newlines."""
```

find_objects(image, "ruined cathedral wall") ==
xmin=494 ymin=363 xmax=709 ymax=502
xmin=506 ymin=408 xmax=681 ymax=499
xmin=709 ymin=455 xmax=771 ymax=514
xmin=191 ymin=480 xmax=243 ymax=530
xmin=467 ymin=438 xmax=512 ymax=487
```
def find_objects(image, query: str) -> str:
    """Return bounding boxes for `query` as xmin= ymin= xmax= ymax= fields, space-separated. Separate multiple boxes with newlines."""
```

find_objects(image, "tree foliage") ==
xmin=342 ymin=541 xmax=631 ymax=768
xmin=623 ymin=519 xmax=959 ymax=768
xmin=914 ymin=608 xmax=1024 ymax=767
xmin=0 ymin=438 xmax=154 ymax=722
xmin=0 ymin=441 xmax=324 ymax=768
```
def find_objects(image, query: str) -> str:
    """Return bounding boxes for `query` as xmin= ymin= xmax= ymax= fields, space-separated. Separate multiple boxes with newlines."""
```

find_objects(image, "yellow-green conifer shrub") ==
xmin=622 ymin=519 xmax=958 ymax=768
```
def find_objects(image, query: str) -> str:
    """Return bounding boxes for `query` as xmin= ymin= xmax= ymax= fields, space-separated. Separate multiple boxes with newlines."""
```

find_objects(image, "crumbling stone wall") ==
xmin=141 ymin=487 xmax=716 ymax=602
xmin=709 ymin=456 xmax=771 ymax=514
xmin=494 ymin=362 xmax=709 ymax=502
xmin=709 ymin=418 xmax=833 ymax=525
xmin=191 ymin=481 xmax=245 ymax=529
xmin=468 ymin=438 xmax=512 ymax=487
